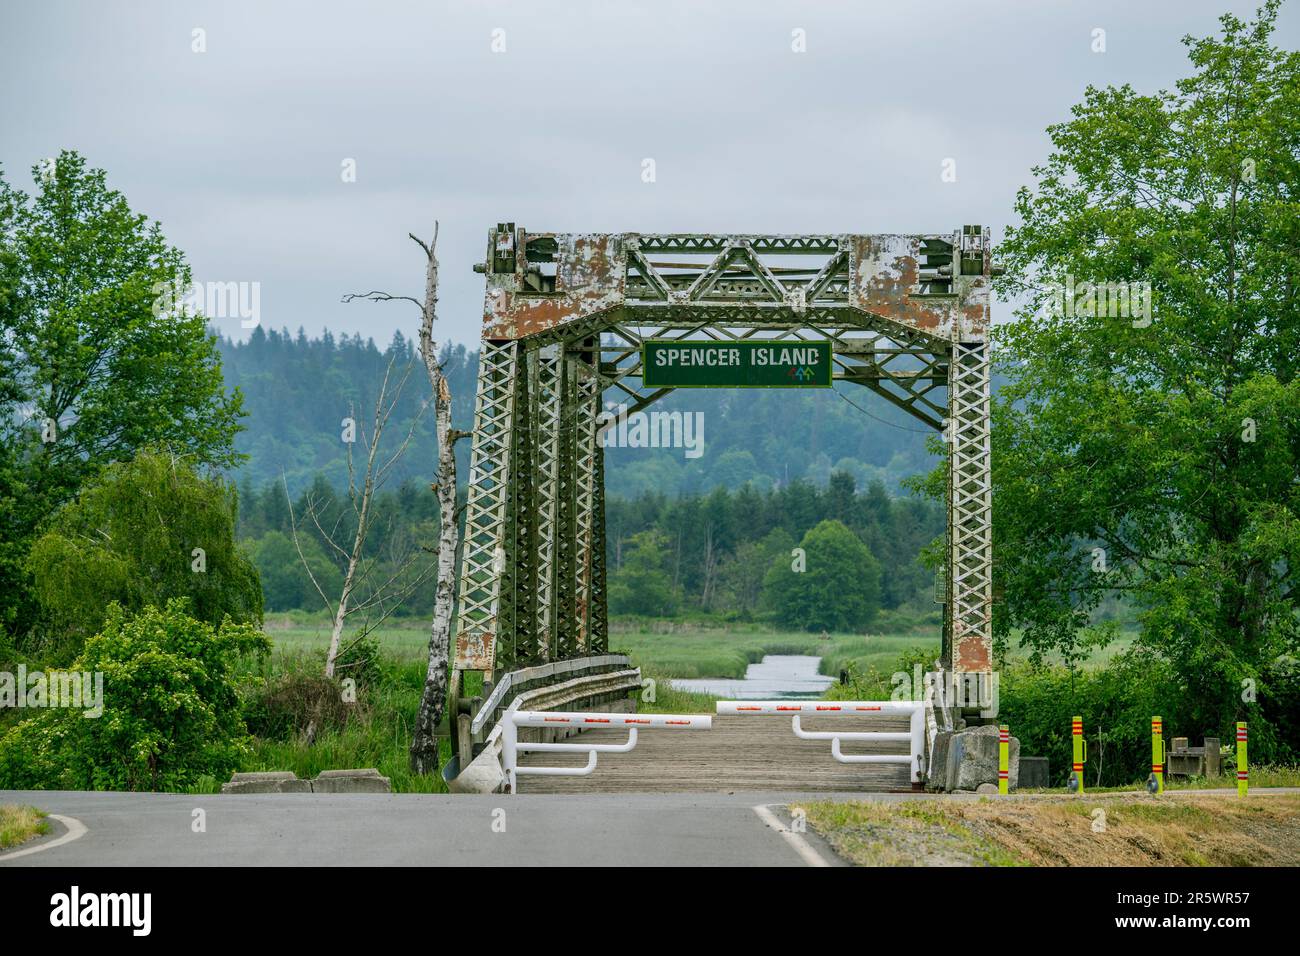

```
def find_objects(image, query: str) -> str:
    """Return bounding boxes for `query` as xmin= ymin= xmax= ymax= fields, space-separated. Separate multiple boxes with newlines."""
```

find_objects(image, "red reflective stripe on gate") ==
xmin=542 ymin=717 xmax=571 ymax=723
xmin=584 ymin=718 xmax=610 ymax=723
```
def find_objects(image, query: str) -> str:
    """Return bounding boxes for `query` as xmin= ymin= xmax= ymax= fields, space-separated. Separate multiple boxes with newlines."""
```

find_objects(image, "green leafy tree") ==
xmin=249 ymin=529 xmax=342 ymax=612
xmin=26 ymin=448 xmax=262 ymax=660
xmin=979 ymin=3 xmax=1300 ymax=748
xmin=0 ymin=599 xmax=269 ymax=791
xmin=608 ymin=530 xmax=678 ymax=617
xmin=713 ymin=528 xmax=794 ymax=615
xmin=763 ymin=520 xmax=881 ymax=632
xmin=0 ymin=151 xmax=245 ymax=636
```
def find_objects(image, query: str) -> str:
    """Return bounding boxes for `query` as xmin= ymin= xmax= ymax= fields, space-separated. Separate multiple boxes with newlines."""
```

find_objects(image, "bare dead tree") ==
xmin=284 ymin=354 xmax=431 ymax=689
xmin=341 ymin=220 xmax=468 ymax=775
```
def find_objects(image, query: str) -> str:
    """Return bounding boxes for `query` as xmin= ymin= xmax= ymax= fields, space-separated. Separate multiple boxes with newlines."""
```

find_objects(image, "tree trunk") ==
xmin=410 ymin=379 xmax=458 ymax=774
xmin=409 ymin=222 xmax=460 ymax=776
xmin=325 ymin=467 xmax=373 ymax=678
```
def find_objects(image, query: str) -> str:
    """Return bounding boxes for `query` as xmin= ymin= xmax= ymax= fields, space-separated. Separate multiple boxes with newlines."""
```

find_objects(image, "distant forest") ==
xmin=216 ymin=327 xmax=939 ymax=499
xmin=236 ymin=465 xmax=944 ymax=619
xmin=219 ymin=327 xmax=947 ymax=617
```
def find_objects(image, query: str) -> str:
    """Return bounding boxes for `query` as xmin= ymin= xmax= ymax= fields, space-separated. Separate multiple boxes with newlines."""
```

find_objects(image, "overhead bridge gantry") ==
xmin=451 ymin=225 xmax=994 ymax=710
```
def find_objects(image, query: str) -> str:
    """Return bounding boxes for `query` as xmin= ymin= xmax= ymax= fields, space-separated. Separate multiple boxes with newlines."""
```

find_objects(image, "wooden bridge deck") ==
xmin=517 ymin=713 xmax=914 ymax=793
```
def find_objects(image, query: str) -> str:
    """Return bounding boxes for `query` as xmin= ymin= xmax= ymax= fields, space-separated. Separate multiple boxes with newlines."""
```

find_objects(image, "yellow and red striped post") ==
xmin=1151 ymin=716 xmax=1164 ymax=794
xmin=998 ymin=725 xmax=1010 ymax=794
xmin=1071 ymin=715 xmax=1085 ymax=794
xmin=1237 ymin=722 xmax=1248 ymax=797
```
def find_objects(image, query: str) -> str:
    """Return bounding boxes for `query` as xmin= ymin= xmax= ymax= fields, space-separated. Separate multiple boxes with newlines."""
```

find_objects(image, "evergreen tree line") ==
xmin=217 ymin=329 xmax=945 ymax=498
xmin=236 ymin=469 xmax=944 ymax=627
xmin=605 ymin=471 xmax=943 ymax=628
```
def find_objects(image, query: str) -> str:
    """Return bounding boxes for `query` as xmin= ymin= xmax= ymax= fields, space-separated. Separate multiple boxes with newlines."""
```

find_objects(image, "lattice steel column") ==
xmin=506 ymin=357 xmax=537 ymax=670
xmin=453 ymin=339 xmax=521 ymax=679
xmin=529 ymin=345 xmax=563 ymax=662
xmin=589 ymin=440 xmax=609 ymax=654
xmin=552 ymin=358 xmax=578 ymax=659
xmin=572 ymin=347 xmax=601 ymax=653
xmin=946 ymin=340 xmax=993 ymax=676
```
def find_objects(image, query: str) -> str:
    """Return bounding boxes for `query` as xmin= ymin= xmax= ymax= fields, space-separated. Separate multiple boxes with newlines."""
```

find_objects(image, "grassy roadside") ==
xmin=1023 ymin=765 xmax=1300 ymax=794
xmin=0 ymin=805 xmax=49 ymax=850
xmin=797 ymin=793 xmax=1300 ymax=866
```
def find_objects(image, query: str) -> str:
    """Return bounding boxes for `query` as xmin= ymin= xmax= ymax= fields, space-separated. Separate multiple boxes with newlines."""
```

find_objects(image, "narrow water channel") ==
xmin=669 ymin=654 xmax=835 ymax=699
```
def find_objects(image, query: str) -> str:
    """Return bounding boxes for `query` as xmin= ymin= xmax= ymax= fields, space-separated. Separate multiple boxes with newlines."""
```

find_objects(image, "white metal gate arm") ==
xmin=512 ymin=711 xmax=712 ymax=729
xmin=501 ymin=709 xmax=711 ymax=793
xmin=791 ymin=716 xmax=911 ymax=742
xmin=717 ymin=700 xmax=920 ymax=716
xmin=830 ymin=739 xmax=915 ymax=765
xmin=718 ymin=700 xmax=927 ymax=785
xmin=519 ymin=728 xmax=639 ymax=754
xmin=515 ymin=751 xmax=598 ymax=778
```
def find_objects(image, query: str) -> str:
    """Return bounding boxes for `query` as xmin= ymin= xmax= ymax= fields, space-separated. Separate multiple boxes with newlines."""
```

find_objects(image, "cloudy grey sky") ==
xmin=2 ymin=0 xmax=1295 ymax=347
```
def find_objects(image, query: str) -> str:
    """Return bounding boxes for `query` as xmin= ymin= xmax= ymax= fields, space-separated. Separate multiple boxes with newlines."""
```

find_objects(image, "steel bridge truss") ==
xmin=453 ymin=225 xmax=994 ymax=694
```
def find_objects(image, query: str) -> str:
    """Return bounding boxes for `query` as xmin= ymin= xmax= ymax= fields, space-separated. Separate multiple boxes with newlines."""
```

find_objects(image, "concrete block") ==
xmin=946 ymin=725 xmax=1019 ymax=791
xmin=222 ymin=771 xmax=312 ymax=794
xmin=310 ymin=768 xmax=392 ymax=793
xmin=1019 ymin=756 xmax=1049 ymax=789
xmin=448 ymin=749 xmax=506 ymax=794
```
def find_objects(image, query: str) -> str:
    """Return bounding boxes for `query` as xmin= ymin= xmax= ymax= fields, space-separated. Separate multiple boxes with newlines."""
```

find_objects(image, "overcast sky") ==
xmin=2 ymin=0 xmax=1295 ymax=347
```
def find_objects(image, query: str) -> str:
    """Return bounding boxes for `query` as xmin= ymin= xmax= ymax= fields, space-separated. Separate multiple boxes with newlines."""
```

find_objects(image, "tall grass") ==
xmin=0 ymin=805 xmax=49 ymax=849
xmin=234 ymin=648 xmax=452 ymax=794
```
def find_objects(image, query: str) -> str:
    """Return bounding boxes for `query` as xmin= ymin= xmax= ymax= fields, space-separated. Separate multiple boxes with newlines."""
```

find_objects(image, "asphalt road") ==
xmin=9 ymin=787 xmax=1291 ymax=867
xmin=0 ymin=790 xmax=857 ymax=866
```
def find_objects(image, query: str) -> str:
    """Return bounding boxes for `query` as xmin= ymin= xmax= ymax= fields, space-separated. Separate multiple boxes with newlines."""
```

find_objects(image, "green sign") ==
xmin=641 ymin=340 xmax=833 ymax=388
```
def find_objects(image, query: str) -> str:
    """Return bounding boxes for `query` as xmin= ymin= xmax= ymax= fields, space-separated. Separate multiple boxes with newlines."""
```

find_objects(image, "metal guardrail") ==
xmin=471 ymin=654 xmax=635 ymax=736
xmin=448 ymin=655 xmax=645 ymax=792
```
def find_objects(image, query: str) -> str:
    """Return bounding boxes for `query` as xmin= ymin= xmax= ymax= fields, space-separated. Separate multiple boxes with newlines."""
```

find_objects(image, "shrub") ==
xmin=334 ymin=632 xmax=383 ymax=689
xmin=998 ymin=647 xmax=1178 ymax=787
xmin=243 ymin=671 xmax=358 ymax=741
xmin=0 ymin=599 xmax=269 ymax=791
xmin=26 ymin=449 xmax=263 ymax=661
